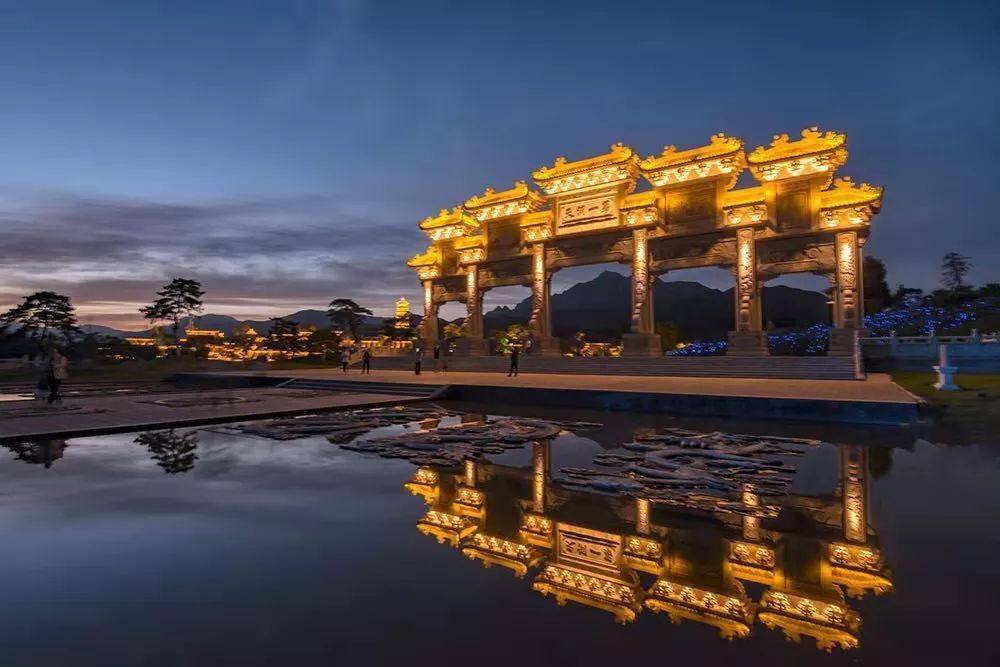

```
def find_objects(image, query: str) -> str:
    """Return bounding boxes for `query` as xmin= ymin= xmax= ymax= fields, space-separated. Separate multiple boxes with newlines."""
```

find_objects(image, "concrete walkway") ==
xmin=222 ymin=369 xmax=919 ymax=405
xmin=0 ymin=386 xmax=426 ymax=442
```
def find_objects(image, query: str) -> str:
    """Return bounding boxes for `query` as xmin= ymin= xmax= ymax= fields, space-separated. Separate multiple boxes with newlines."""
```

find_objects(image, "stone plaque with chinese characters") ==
xmin=557 ymin=523 xmax=622 ymax=572
xmin=556 ymin=193 xmax=619 ymax=235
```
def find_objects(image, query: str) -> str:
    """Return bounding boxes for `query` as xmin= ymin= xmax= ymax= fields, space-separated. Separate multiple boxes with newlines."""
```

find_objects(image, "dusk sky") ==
xmin=1 ymin=0 xmax=997 ymax=329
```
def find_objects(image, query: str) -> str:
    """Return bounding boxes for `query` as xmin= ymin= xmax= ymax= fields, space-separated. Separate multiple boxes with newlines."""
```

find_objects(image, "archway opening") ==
xmin=655 ymin=267 xmax=735 ymax=350
xmin=481 ymin=285 xmax=532 ymax=341
xmin=549 ymin=263 xmax=630 ymax=344
xmin=761 ymin=273 xmax=832 ymax=330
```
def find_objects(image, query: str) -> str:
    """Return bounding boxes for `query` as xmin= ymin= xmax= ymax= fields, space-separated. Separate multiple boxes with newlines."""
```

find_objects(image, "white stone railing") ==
xmin=860 ymin=331 xmax=1000 ymax=357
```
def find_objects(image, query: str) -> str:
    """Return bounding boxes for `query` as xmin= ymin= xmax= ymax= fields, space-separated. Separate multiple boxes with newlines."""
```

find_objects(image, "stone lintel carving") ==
xmin=648 ymin=237 xmax=736 ymax=273
xmin=545 ymin=235 xmax=632 ymax=271
xmin=757 ymin=241 xmax=835 ymax=278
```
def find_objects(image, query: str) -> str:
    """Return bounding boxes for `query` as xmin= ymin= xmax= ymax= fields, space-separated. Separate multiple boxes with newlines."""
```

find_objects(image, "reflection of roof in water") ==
xmin=391 ymin=432 xmax=891 ymax=652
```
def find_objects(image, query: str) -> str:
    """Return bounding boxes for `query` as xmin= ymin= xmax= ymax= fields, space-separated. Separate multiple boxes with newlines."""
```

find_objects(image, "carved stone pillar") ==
xmin=454 ymin=265 xmax=488 ymax=356
xmin=532 ymin=439 xmax=551 ymax=513
xmin=528 ymin=243 xmax=560 ymax=355
xmin=727 ymin=228 xmax=768 ymax=355
xmin=635 ymin=498 xmax=651 ymax=535
xmin=741 ymin=483 xmax=761 ymax=542
xmin=830 ymin=231 xmax=861 ymax=355
xmin=464 ymin=458 xmax=477 ymax=487
xmin=840 ymin=444 xmax=869 ymax=544
xmin=419 ymin=280 xmax=438 ymax=350
xmin=623 ymin=228 xmax=662 ymax=356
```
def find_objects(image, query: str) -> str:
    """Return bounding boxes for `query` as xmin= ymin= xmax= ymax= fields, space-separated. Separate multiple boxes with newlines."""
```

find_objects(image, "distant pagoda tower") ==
xmin=394 ymin=297 xmax=411 ymax=329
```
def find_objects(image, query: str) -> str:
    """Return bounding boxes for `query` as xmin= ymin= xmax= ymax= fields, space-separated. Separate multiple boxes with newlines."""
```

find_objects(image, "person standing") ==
xmin=47 ymin=348 xmax=68 ymax=404
xmin=432 ymin=343 xmax=441 ymax=371
xmin=340 ymin=347 xmax=351 ymax=374
xmin=361 ymin=348 xmax=372 ymax=374
xmin=414 ymin=347 xmax=423 ymax=375
xmin=508 ymin=345 xmax=519 ymax=377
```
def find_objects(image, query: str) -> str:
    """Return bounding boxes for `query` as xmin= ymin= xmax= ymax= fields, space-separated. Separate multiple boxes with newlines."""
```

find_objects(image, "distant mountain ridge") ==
xmin=82 ymin=310 xmax=389 ymax=338
xmin=482 ymin=271 xmax=829 ymax=341
xmin=84 ymin=272 xmax=829 ymax=342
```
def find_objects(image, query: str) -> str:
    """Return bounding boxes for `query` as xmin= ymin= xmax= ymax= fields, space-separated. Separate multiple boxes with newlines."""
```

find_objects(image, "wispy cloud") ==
xmin=0 ymin=187 xmax=424 ymax=328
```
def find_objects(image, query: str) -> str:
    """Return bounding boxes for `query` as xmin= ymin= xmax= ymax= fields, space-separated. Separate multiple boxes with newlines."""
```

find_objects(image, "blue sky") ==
xmin=1 ymin=0 xmax=997 ymax=327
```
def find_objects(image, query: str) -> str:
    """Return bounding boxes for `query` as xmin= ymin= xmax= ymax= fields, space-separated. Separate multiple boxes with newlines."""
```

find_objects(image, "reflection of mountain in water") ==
xmin=134 ymin=430 xmax=199 ymax=474
xmin=3 ymin=440 xmax=68 ymax=468
xmin=403 ymin=440 xmax=891 ymax=652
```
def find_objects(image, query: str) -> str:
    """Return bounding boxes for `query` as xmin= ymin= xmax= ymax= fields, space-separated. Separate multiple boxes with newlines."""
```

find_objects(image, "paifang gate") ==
xmin=407 ymin=128 xmax=883 ymax=357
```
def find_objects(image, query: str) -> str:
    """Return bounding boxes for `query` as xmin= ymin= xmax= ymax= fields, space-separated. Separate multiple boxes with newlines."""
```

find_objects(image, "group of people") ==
xmin=412 ymin=341 xmax=527 ymax=376
xmin=337 ymin=340 xmax=533 ymax=377
xmin=33 ymin=347 xmax=70 ymax=404
xmin=412 ymin=343 xmax=447 ymax=375
xmin=339 ymin=347 xmax=373 ymax=374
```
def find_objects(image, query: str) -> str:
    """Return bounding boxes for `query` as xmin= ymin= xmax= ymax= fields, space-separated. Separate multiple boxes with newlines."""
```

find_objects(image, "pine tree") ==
xmin=139 ymin=278 xmax=205 ymax=356
xmin=0 ymin=291 xmax=80 ymax=349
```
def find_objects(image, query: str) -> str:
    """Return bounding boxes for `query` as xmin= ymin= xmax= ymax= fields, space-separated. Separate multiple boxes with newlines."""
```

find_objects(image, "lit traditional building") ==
xmin=407 ymin=128 xmax=882 ymax=356
xmin=394 ymin=297 xmax=411 ymax=329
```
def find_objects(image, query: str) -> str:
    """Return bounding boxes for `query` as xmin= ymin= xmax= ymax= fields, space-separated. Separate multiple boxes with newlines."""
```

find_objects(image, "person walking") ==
xmin=47 ymin=348 xmax=68 ymax=404
xmin=414 ymin=347 xmax=423 ymax=375
xmin=432 ymin=343 xmax=441 ymax=372
xmin=340 ymin=347 xmax=351 ymax=374
xmin=508 ymin=345 xmax=519 ymax=377
xmin=361 ymin=348 xmax=372 ymax=375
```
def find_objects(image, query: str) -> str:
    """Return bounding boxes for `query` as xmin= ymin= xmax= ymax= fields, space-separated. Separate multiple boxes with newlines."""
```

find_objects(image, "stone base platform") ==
xmin=185 ymin=369 xmax=922 ymax=425
xmin=622 ymin=333 xmax=662 ymax=356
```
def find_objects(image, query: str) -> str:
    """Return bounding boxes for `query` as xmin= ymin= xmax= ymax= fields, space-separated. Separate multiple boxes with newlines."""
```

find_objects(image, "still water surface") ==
xmin=0 ymin=404 xmax=997 ymax=666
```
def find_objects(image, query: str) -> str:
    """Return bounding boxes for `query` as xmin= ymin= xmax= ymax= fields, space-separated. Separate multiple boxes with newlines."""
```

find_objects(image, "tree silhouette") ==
xmin=3 ymin=440 xmax=68 ymax=468
xmin=268 ymin=317 xmax=306 ymax=353
xmin=940 ymin=253 xmax=973 ymax=292
xmin=0 ymin=291 xmax=80 ymax=350
xmin=326 ymin=298 xmax=372 ymax=343
xmin=134 ymin=430 xmax=199 ymax=474
xmin=140 ymin=278 xmax=205 ymax=355
xmin=862 ymin=256 xmax=892 ymax=312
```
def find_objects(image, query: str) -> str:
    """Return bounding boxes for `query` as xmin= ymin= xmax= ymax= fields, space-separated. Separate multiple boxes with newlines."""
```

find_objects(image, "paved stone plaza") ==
xmin=0 ymin=386 xmax=426 ymax=442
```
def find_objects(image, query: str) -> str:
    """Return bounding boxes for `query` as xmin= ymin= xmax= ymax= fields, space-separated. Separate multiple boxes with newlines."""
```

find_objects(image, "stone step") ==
xmin=280 ymin=379 xmax=440 ymax=396
xmin=362 ymin=355 xmax=859 ymax=380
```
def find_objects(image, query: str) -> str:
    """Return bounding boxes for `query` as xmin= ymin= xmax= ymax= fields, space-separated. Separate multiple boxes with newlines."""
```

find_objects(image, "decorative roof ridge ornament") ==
xmin=639 ymin=133 xmax=746 ymax=189
xmin=639 ymin=133 xmax=745 ymax=170
xmin=532 ymin=142 xmax=639 ymax=196
xmin=463 ymin=180 xmax=545 ymax=220
xmin=747 ymin=126 xmax=847 ymax=165
xmin=418 ymin=206 xmax=479 ymax=241
xmin=532 ymin=142 xmax=638 ymax=180
xmin=748 ymin=126 xmax=848 ymax=183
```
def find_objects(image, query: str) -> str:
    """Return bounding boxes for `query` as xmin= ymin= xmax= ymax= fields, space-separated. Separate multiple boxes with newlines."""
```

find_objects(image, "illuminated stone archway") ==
xmin=408 ymin=128 xmax=883 ymax=356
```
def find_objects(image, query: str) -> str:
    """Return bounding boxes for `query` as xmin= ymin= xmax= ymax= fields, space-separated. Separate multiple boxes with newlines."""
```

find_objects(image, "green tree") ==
xmin=941 ymin=252 xmax=973 ymax=292
xmin=139 ymin=278 xmax=205 ymax=356
xmin=976 ymin=283 xmax=1000 ymax=298
xmin=268 ymin=317 xmax=305 ymax=353
xmin=326 ymin=298 xmax=372 ymax=342
xmin=0 ymin=291 xmax=80 ymax=350
xmin=308 ymin=327 xmax=341 ymax=359
xmin=443 ymin=322 xmax=465 ymax=343
xmin=863 ymin=256 xmax=892 ymax=312
xmin=891 ymin=284 xmax=924 ymax=307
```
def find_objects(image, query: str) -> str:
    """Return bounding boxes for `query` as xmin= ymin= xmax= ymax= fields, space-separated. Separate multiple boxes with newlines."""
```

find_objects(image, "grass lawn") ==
xmin=893 ymin=371 xmax=1000 ymax=442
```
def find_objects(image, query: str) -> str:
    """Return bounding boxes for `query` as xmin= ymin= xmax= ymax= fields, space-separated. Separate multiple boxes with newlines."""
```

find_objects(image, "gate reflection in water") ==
xmin=404 ymin=429 xmax=890 ymax=652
